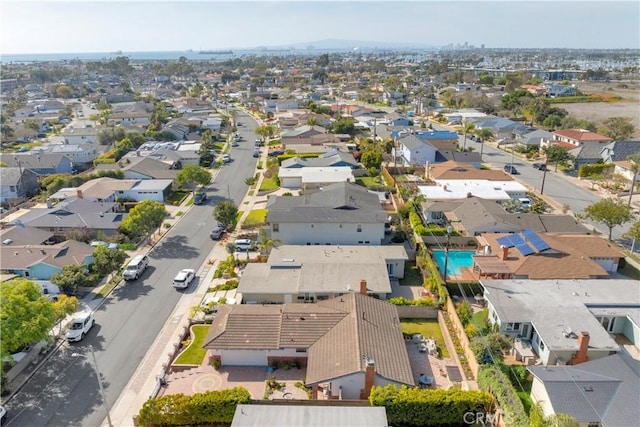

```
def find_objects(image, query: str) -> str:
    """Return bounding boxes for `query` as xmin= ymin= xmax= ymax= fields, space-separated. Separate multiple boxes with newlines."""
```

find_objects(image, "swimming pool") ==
xmin=432 ymin=250 xmax=476 ymax=276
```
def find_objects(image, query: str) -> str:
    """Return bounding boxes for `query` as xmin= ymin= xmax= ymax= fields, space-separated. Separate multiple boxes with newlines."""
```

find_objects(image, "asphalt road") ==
xmin=3 ymin=109 xmax=259 ymax=426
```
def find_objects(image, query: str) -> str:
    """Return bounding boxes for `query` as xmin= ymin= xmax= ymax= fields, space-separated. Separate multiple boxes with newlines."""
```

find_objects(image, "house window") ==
xmin=506 ymin=323 xmax=521 ymax=331
xmin=9 ymin=186 xmax=15 ymax=192
xmin=295 ymin=348 xmax=307 ymax=353
xmin=357 ymin=224 xmax=362 ymax=232
xmin=272 ymin=223 xmax=279 ymax=232
xmin=539 ymin=340 xmax=545 ymax=351
xmin=587 ymin=423 xmax=600 ymax=427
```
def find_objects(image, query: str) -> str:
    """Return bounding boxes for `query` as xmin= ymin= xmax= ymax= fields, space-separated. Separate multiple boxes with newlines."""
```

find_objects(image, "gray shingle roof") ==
xmin=266 ymin=182 xmax=387 ymax=224
xmin=528 ymin=354 xmax=640 ymax=426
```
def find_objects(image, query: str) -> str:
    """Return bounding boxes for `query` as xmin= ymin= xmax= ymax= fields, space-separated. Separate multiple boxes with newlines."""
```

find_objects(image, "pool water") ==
xmin=432 ymin=250 xmax=476 ymax=276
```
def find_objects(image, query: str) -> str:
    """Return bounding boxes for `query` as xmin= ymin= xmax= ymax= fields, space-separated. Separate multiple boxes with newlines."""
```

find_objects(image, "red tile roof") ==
xmin=553 ymin=129 xmax=612 ymax=142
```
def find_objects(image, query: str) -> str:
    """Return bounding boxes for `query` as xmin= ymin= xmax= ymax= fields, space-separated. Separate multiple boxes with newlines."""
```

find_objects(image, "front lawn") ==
xmin=243 ymin=208 xmax=267 ymax=227
xmin=400 ymin=319 xmax=450 ymax=358
xmin=619 ymin=261 xmax=640 ymax=280
xmin=259 ymin=176 xmax=279 ymax=191
xmin=399 ymin=262 xmax=423 ymax=287
xmin=174 ymin=324 xmax=209 ymax=365
xmin=166 ymin=190 xmax=190 ymax=205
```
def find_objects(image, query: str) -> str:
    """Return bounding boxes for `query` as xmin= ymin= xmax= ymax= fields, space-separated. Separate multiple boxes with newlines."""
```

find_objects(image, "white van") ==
xmin=518 ymin=198 xmax=532 ymax=209
xmin=234 ymin=239 xmax=254 ymax=251
xmin=123 ymin=255 xmax=149 ymax=281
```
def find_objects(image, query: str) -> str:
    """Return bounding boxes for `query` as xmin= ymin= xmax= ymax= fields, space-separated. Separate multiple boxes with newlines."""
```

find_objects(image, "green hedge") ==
xmin=369 ymin=385 xmax=492 ymax=426
xmin=477 ymin=365 xmax=528 ymax=427
xmin=578 ymin=163 xmax=614 ymax=178
xmin=137 ymin=387 xmax=251 ymax=426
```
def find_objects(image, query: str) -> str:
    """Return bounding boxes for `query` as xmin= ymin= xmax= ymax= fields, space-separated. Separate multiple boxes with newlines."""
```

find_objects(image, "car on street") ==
xmin=66 ymin=311 xmax=95 ymax=342
xmin=253 ymin=147 xmax=260 ymax=158
xmin=173 ymin=269 xmax=196 ymax=289
xmin=268 ymin=149 xmax=284 ymax=157
xmin=0 ymin=404 xmax=6 ymax=425
xmin=222 ymin=153 xmax=231 ymax=163
xmin=503 ymin=165 xmax=519 ymax=174
xmin=210 ymin=223 xmax=225 ymax=240
xmin=532 ymin=162 xmax=548 ymax=171
xmin=194 ymin=191 xmax=207 ymax=205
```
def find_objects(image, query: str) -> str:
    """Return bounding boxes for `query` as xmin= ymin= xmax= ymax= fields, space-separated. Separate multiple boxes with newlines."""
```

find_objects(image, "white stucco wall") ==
xmin=271 ymin=222 xmax=384 ymax=245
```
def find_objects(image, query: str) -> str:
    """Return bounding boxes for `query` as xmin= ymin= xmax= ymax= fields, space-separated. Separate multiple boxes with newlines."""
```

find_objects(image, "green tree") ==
xmin=544 ymin=145 xmax=573 ymax=172
xmin=0 ymin=279 xmax=56 ymax=357
xmin=176 ymin=164 xmax=211 ymax=194
xmin=623 ymin=220 xmax=640 ymax=253
xmin=254 ymin=125 xmax=275 ymax=142
xmin=331 ymin=118 xmax=355 ymax=135
xmin=543 ymin=114 xmax=563 ymax=129
xmin=457 ymin=122 xmax=476 ymax=151
xmin=582 ymin=198 xmax=634 ymax=241
xmin=51 ymin=264 xmax=89 ymax=294
xmin=214 ymin=200 xmax=238 ymax=231
xmin=360 ymin=150 xmax=383 ymax=169
xmin=0 ymin=113 xmax=14 ymax=140
xmin=24 ymin=119 xmax=41 ymax=132
xmin=119 ymin=200 xmax=167 ymax=239
xmin=256 ymin=229 xmax=281 ymax=255
xmin=91 ymin=245 xmax=128 ymax=278
xmin=476 ymin=128 xmax=494 ymax=157
xmin=55 ymin=84 xmax=74 ymax=98
xmin=52 ymin=294 xmax=79 ymax=337
xmin=626 ymin=152 xmax=640 ymax=207
xmin=598 ymin=116 xmax=635 ymax=141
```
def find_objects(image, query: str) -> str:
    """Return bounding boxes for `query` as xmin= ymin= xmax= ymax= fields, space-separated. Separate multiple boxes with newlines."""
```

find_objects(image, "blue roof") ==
xmin=414 ymin=131 xmax=458 ymax=140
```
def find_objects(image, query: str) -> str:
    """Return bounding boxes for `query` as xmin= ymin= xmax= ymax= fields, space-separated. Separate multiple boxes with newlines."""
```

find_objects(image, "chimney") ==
xmin=569 ymin=331 xmax=590 ymax=365
xmin=499 ymin=245 xmax=509 ymax=261
xmin=362 ymin=357 xmax=375 ymax=399
xmin=136 ymin=150 xmax=141 ymax=157
xmin=76 ymin=189 xmax=83 ymax=199
xmin=359 ymin=279 xmax=367 ymax=295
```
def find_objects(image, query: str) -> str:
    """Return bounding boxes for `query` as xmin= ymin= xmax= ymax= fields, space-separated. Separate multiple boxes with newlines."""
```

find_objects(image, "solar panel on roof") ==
xmin=496 ymin=235 xmax=515 ymax=247
xmin=528 ymin=237 xmax=550 ymax=252
xmin=521 ymin=229 xmax=538 ymax=239
xmin=515 ymin=242 xmax=535 ymax=256
xmin=510 ymin=234 xmax=526 ymax=246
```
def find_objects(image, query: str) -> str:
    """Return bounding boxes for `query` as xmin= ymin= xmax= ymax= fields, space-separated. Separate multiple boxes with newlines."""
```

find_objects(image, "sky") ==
xmin=1 ymin=1 xmax=639 ymax=54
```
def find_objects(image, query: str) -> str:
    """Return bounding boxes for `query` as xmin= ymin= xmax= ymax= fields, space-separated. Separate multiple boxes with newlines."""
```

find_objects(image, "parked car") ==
xmin=222 ymin=153 xmax=231 ymax=163
xmin=173 ymin=269 xmax=196 ymax=289
xmin=234 ymin=239 xmax=254 ymax=251
xmin=532 ymin=162 xmax=548 ymax=171
xmin=194 ymin=191 xmax=207 ymax=205
xmin=1 ymin=404 xmax=6 ymax=425
xmin=253 ymin=147 xmax=260 ymax=158
xmin=268 ymin=149 xmax=284 ymax=157
xmin=66 ymin=311 xmax=95 ymax=342
xmin=503 ymin=165 xmax=519 ymax=174
xmin=210 ymin=223 xmax=225 ymax=240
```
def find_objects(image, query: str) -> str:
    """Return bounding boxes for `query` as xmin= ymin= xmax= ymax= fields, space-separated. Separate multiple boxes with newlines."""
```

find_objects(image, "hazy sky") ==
xmin=1 ymin=1 xmax=638 ymax=54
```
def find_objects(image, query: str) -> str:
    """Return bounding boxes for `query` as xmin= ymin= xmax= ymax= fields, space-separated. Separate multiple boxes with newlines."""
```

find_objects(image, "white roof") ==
xmin=278 ymin=167 xmax=355 ymax=184
xmin=418 ymin=179 xmax=527 ymax=200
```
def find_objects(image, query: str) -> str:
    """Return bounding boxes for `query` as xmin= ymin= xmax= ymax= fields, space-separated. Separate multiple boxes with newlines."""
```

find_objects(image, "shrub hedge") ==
xmin=578 ymin=163 xmax=614 ymax=178
xmin=137 ymin=387 xmax=251 ymax=426
xmin=477 ymin=365 xmax=528 ymax=427
xmin=369 ymin=385 xmax=492 ymax=426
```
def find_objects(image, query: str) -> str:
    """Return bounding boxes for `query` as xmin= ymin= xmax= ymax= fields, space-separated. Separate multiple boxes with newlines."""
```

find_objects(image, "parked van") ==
xmin=123 ymin=255 xmax=149 ymax=281
xmin=234 ymin=239 xmax=254 ymax=251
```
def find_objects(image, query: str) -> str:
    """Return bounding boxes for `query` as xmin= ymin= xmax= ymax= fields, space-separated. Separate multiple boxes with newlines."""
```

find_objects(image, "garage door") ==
xmin=221 ymin=350 xmax=268 ymax=366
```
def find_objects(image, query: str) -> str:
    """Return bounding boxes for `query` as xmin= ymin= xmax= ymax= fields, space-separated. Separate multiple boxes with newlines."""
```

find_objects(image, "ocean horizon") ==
xmin=0 ymin=47 xmax=422 ymax=63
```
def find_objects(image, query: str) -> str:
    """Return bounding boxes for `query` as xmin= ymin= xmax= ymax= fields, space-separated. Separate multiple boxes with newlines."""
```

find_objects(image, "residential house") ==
xmin=281 ymin=125 xmax=327 ymax=139
xmin=266 ymin=182 xmax=386 ymax=244
xmin=395 ymin=134 xmax=438 ymax=166
xmin=203 ymin=292 xmax=415 ymax=399
xmin=95 ymin=157 xmax=179 ymax=181
xmin=52 ymin=177 xmax=172 ymax=203
xmin=568 ymin=142 xmax=611 ymax=170
xmin=163 ymin=121 xmax=190 ymax=140
xmin=61 ymin=126 xmax=100 ymax=145
xmin=275 ymin=99 xmax=299 ymax=112
xmin=35 ymin=143 xmax=99 ymax=166
xmin=0 ymin=225 xmax=54 ymax=246
xmin=413 ymin=130 xmax=459 ymax=152
xmin=108 ymin=111 xmax=150 ymax=126
xmin=473 ymin=232 xmax=623 ymax=280
xmin=203 ymin=116 xmax=223 ymax=133
xmin=599 ymin=140 xmax=640 ymax=164
xmin=514 ymin=129 xmax=552 ymax=149
xmin=388 ymin=117 xmax=411 ymax=127
xmin=0 ymin=240 xmax=94 ymax=280
xmin=418 ymin=180 xmax=528 ymax=201
xmin=231 ymin=405 xmax=389 ymax=427
xmin=0 ymin=168 xmax=39 ymax=205
xmin=0 ymin=153 xmax=73 ymax=175
xmin=422 ymin=197 xmax=589 ymax=236
xmin=237 ymin=245 xmax=408 ymax=303
xmin=468 ymin=116 xmax=530 ymax=142
xmin=540 ymin=129 xmax=612 ymax=151
xmin=543 ymin=83 xmax=578 ymax=97
xmin=278 ymin=167 xmax=355 ymax=190
xmin=528 ymin=354 xmax=640 ymax=426
xmin=13 ymin=197 xmax=126 ymax=237
xmin=280 ymin=151 xmax=358 ymax=169
xmin=436 ymin=151 xmax=482 ymax=168
xmin=482 ymin=279 xmax=639 ymax=365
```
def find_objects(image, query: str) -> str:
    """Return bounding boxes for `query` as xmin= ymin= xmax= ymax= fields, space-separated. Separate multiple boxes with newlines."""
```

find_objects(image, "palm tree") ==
xmin=627 ymin=153 xmax=640 ymax=207
xmin=459 ymin=122 xmax=476 ymax=151
xmin=476 ymin=128 xmax=495 ymax=159
xmin=307 ymin=116 xmax=318 ymax=126
xmin=257 ymin=229 xmax=280 ymax=256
